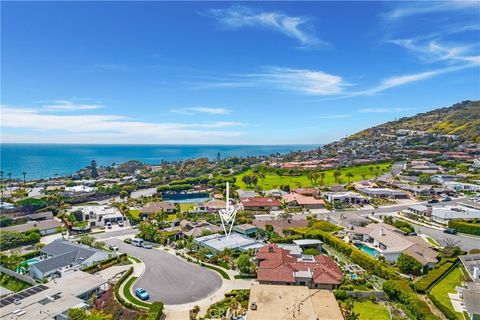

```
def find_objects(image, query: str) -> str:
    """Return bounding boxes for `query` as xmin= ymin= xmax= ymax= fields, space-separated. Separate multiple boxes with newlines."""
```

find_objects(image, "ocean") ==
xmin=0 ymin=144 xmax=318 ymax=180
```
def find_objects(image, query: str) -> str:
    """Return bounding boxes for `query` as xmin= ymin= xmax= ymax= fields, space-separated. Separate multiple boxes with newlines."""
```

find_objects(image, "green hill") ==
xmin=350 ymin=100 xmax=480 ymax=142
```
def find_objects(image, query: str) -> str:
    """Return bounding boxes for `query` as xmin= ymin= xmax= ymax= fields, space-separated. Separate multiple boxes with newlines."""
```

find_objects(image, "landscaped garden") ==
xmin=0 ymin=272 xmax=31 ymax=292
xmin=353 ymin=301 xmax=390 ymax=320
xmin=429 ymin=266 xmax=464 ymax=320
xmin=234 ymin=162 xmax=392 ymax=190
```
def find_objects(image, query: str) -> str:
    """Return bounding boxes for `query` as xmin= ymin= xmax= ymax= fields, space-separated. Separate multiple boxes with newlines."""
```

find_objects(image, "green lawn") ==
xmin=425 ymin=236 xmax=440 ymax=247
xmin=234 ymin=162 xmax=392 ymax=190
xmin=430 ymin=267 xmax=463 ymax=320
xmin=0 ymin=273 xmax=32 ymax=292
xmin=179 ymin=203 xmax=195 ymax=212
xmin=353 ymin=301 xmax=390 ymax=320
xmin=166 ymin=214 xmax=177 ymax=221
xmin=129 ymin=209 xmax=140 ymax=220
xmin=123 ymin=276 xmax=151 ymax=309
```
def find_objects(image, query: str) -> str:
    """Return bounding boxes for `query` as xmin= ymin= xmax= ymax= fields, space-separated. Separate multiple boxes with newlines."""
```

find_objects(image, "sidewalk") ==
xmin=116 ymin=258 xmax=146 ymax=304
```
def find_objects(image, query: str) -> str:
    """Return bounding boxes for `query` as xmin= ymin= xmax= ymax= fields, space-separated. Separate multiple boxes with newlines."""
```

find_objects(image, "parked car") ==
xmin=118 ymin=220 xmax=124 ymax=227
xmin=109 ymin=244 xmax=119 ymax=251
xmin=131 ymin=238 xmax=144 ymax=247
xmin=106 ymin=222 xmax=112 ymax=229
xmin=428 ymin=199 xmax=439 ymax=204
xmin=442 ymin=197 xmax=452 ymax=202
xmin=142 ymin=243 xmax=152 ymax=249
xmin=443 ymin=228 xmax=457 ymax=235
xmin=134 ymin=288 xmax=150 ymax=300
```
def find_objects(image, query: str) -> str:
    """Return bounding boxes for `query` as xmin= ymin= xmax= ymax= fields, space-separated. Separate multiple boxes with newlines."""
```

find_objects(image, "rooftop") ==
xmin=194 ymin=233 xmax=265 ymax=252
xmin=1 ymin=219 xmax=62 ymax=233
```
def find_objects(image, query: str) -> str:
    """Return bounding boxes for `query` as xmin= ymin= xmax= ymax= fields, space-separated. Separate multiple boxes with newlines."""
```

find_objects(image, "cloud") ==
xmin=384 ymin=1 xmax=479 ymax=20
xmin=206 ymin=5 xmax=326 ymax=48
xmin=1 ymin=106 xmax=246 ymax=144
xmin=42 ymin=100 xmax=103 ymax=111
xmin=171 ymin=107 xmax=231 ymax=115
xmin=359 ymin=107 xmax=411 ymax=113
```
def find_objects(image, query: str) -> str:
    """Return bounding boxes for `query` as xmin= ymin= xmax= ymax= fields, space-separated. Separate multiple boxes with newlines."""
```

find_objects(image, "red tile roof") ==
xmin=241 ymin=197 xmax=281 ymax=208
xmin=256 ymin=244 xmax=343 ymax=285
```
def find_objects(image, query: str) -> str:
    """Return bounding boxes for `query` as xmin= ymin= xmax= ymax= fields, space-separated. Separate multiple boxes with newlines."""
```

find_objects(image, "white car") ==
xmin=109 ymin=244 xmax=119 ymax=251
xmin=142 ymin=243 xmax=152 ymax=249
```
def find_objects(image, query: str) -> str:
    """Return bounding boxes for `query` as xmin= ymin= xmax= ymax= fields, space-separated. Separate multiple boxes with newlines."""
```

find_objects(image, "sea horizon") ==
xmin=0 ymin=143 xmax=320 ymax=180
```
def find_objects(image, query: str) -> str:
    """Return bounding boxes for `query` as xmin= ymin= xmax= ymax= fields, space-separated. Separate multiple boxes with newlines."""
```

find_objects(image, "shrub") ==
xmin=415 ymin=260 xmax=456 ymax=293
xmin=397 ymin=253 xmax=423 ymax=275
xmin=427 ymin=293 xmax=458 ymax=320
xmin=0 ymin=228 xmax=41 ymax=250
xmin=383 ymin=280 xmax=439 ymax=320
xmin=146 ymin=301 xmax=164 ymax=320
xmin=448 ymin=220 xmax=480 ymax=236
xmin=82 ymin=253 xmax=127 ymax=273
xmin=334 ymin=289 xmax=348 ymax=300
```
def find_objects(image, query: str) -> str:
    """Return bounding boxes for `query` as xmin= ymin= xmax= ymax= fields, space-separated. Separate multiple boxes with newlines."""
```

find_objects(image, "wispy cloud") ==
xmin=359 ymin=107 xmax=411 ymax=113
xmin=206 ymin=5 xmax=326 ymax=48
xmin=1 ymin=105 xmax=246 ymax=144
xmin=384 ymin=1 xmax=479 ymax=20
xmin=171 ymin=107 xmax=231 ymax=116
xmin=42 ymin=100 xmax=103 ymax=111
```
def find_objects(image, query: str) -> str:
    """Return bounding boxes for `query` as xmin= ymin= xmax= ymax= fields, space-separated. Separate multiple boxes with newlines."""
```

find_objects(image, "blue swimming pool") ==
xmin=354 ymin=243 xmax=380 ymax=258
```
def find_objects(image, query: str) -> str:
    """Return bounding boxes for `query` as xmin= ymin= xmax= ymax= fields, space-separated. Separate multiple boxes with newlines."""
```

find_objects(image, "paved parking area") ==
xmin=104 ymin=239 xmax=222 ymax=305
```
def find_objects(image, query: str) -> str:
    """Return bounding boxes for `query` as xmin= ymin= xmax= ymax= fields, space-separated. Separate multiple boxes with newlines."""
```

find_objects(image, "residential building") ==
xmin=29 ymin=240 xmax=112 ymax=279
xmin=140 ymin=201 xmax=175 ymax=218
xmin=323 ymin=191 xmax=369 ymax=204
xmin=282 ymin=193 xmax=325 ymax=209
xmin=240 ymin=197 xmax=281 ymax=211
xmin=69 ymin=205 xmax=124 ymax=226
xmin=236 ymin=189 xmax=260 ymax=199
xmin=347 ymin=223 xmax=438 ymax=267
xmin=459 ymin=254 xmax=480 ymax=282
xmin=232 ymin=224 xmax=259 ymax=237
xmin=1 ymin=219 xmax=62 ymax=236
xmin=246 ymin=284 xmax=343 ymax=320
xmin=0 ymin=271 xmax=107 ymax=320
xmin=196 ymin=199 xmax=227 ymax=212
xmin=397 ymin=184 xmax=433 ymax=197
xmin=256 ymin=244 xmax=343 ymax=289
xmin=193 ymin=233 xmax=265 ymax=253
xmin=63 ymin=185 xmax=96 ymax=196
xmin=357 ymin=187 xmax=409 ymax=199
xmin=444 ymin=181 xmax=480 ymax=192
xmin=430 ymin=205 xmax=480 ymax=225
xmin=252 ymin=218 xmax=308 ymax=236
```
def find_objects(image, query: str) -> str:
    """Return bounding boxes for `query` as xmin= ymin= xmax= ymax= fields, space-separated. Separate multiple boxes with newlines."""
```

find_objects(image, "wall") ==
xmin=0 ymin=266 xmax=37 ymax=285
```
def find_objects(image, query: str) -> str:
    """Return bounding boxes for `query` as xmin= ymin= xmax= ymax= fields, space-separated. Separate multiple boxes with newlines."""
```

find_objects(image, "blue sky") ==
xmin=1 ymin=1 xmax=479 ymax=144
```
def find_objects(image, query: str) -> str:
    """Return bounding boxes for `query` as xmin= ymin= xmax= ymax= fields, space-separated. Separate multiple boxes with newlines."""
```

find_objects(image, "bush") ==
xmin=334 ymin=289 xmax=348 ymax=300
xmin=448 ymin=220 xmax=480 ymax=236
xmin=415 ymin=260 xmax=456 ymax=293
xmin=0 ymin=228 xmax=41 ymax=250
xmin=427 ymin=293 xmax=458 ymax=320
xmin=397 ymin=253 xmax=423 ymax=276
xmin=147 ymin=302 xmax=164 ymax=320
xmin=383 ymin=280 xmax=439 ymax=320
xmin=82 ymin=253 xmax=128 ymax=273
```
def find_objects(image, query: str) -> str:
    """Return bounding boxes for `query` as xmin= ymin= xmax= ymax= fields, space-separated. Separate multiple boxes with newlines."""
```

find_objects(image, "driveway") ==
xmin=104 ymin=239 xmax=222 ymax=305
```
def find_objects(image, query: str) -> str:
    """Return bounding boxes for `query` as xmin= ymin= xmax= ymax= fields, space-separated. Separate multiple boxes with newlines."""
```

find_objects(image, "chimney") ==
xmin=380 ymin=228 xmax=385 ymax=236
xmin=268 ymin=246 xmax=274 ymax=253
xmin=426 ymin=205 xmax=433 ymax=217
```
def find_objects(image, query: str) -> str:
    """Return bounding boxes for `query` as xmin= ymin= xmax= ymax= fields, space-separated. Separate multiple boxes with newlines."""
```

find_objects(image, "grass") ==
xmin=353 ymin=301 xmax=390 ymax=320
xmin=129 ymin=209 xmax=140 ymax=220
xmin=179 ymin=203 xmax=196 ymax=212
xmin=202 ymin=263 xmax=230 ymax=280
xmin=234 ymin=162 xmax=392 ymax=190
xmin=166 ymin=214 xmax=177 ymax=221
xmin=430 ymin=267 xmax=464 ymax=320
xmin=128 ymin=256 xmax=142 ymax=263
xmin=425 ymin=236 xmax=440 ymax=247
xmin=123 ymin=276 xmax=152 ymax=309
xmin=0 ymin=273 xmax=32 ymax=292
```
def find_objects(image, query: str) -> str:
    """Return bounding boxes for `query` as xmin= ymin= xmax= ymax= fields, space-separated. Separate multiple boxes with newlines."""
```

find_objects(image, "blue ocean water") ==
xmin=0 ymin=144 xmax=317 ymax=180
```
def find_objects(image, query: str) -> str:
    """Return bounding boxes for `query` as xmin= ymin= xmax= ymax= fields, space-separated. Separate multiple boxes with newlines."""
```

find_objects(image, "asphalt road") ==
xmin=105 ymin=238 xmax=222 ymax=305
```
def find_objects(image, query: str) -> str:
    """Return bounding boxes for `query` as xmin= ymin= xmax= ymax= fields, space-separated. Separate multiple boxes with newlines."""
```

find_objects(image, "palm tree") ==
xmin=375 ymin=165 xmax=381 ymax=177
xmin=319 ymin=172 xmax=326 ymax=186
xmin=368 ymin=166 xmax=374 ymax=176
xmin=346 ymin=172 xmax=354 ymax=183
xmin=22 ymin=172 xmax=27 ymax=187
xmin=7 ymin=173 xmax=12 ymax=193
xmin=333 ymin=170 xmax=342 ymax=184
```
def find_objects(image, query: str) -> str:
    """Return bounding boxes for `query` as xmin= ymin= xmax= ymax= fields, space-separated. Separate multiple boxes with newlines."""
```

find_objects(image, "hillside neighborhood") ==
xmin=1 ymin=101 xmax=480 ymax=320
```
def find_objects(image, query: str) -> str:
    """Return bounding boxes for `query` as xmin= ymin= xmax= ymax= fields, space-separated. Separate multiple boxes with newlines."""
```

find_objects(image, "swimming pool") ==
xmin=354 ymin=242 xmax=380 ymax=258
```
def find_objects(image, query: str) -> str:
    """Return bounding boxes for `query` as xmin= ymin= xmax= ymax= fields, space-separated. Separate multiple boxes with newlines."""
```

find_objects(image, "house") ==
xmin=431 ymin=174 xmax=462 ymax=184
xmin=323 ymin=191 xmax=369 ymax=205
xmin=232 ymin=224 xmax=259 ymax=237
xmin=353 ymin=180 xmax=378 ymax=190
xmin=193 ymin=233 xmax=265 ymax=253
xmin=0 ymin=271 xmax=108 ymax=320
xmin=236 ymin=189 xmax=260 ymax=199
xmin=63 ymin=185 xmax=96 ymax=196
xmin=397 ymin=184 xmax=433 ymax=197
xmin=256 ymin=244 xmax=343 ymax=289
xmin=282 ymin=193 xmax=325 ymax=209
xmin=292 ymin=188 xmax=319 ymax=197
xmin=347 ymin=223 xmax=438 ymax=268
xmin=444 ymin=181 xmax=480 ymax=192
xmin=29 ymin=240 xmax=112 ymax=279
xmin=263 ymin=189 xmax=288 ymax=198
xmin=1 ymin=219 xmax=62 ymax=236
xmin=140 ymin=201 xmax=175 ymax=218
xmin=246 ymin=284 xmax=343 ymax=320
xmin=163 ymin=219 xmax=223 ymax=239
xmin=252 ymin=218 xmax=308 ymax=236
xmin=458 ymin=254 xmax=480 ymax=319
xmin=357 ymin=187 xmax=409 ymax=199
xmin=430 ymin=205 xmax=480 ymax=225
xmin=196 ymin=199 xmax=227 ymax=212
xmin=26 ymin=211 xmax=53 ymax=221
xmin=240 ymin=197 xmax=281 ymax=211
xmin=69 ymin=205 xmax=124 ymax=226
xmin=459 ymin=254 xmax=480 ymax=282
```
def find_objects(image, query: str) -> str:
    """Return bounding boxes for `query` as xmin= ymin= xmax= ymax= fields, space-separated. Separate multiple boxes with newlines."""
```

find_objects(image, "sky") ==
xmin=1 ymin=1 xmax=479 ymax=145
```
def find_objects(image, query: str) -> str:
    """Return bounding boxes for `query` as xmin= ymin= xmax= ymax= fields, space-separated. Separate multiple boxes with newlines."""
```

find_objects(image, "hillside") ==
xmin=350 ymin=100 xmax=480 ymax=142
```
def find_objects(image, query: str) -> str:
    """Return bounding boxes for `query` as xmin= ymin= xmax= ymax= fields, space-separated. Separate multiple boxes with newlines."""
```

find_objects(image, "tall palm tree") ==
xmin=22 ymin=172 xmax=27 ymax=187
xmin=7 ymin=173 xmax=12 ymax=193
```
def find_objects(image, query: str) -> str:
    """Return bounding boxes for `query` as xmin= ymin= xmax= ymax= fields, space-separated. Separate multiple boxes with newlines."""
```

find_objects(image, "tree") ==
xmin=303 ymin=248 xmax=320 ymax=256
xmin=278 ymin=211 xmax=292 ymax=221
xmin=319 ymin=172 xmax=326 ymax=186
xmin=78 ymin=235 xmax=95 ymax=247
xmin=22 ymin=172 xmax=27 ymax=186
xmin=119 ymin=190 xmax=128 ymax=201
xmin=90 ymin=160 xmax=99 ymax=178
xmin=69 ymin=308 xmax=112 ymax=320
xmin=397 ymin=253 xmax=423 ymax=275
xmin=418 ymin=174 xmax=432 ymax=184
xmin=442 ymin=238 xmax=461 ymax=258
xmin=237 ymin=254 xmax=254 ymax=274
xmin=333 ymin=170 xmax=342 ymax=183
xmin=345 ymin=172 xmax=354 ymax=183
xmin=369 ymin=166 xmax=374 ymax=176
xmin=360 ymin=173 xmax=367 ymax=180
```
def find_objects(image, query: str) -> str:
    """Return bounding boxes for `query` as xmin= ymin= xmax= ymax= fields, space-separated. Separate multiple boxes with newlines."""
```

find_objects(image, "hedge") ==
xmin=202 ymin=263 xmax=230 ymax=280
xmin=146 ymin=302 xmax=164 ymax=320
xmin=289 ymin=228 xmax=398 ymax=280
xmin=448 ymin=220 xmax=480 ymax=236
xmin=383 ymin=280 xmax=439 ymax=320
xmin=82 ymin=253 xmax=128 ymax=273
xmin=427 ymin=293 xmax=458 ymax=320
xmin=114 ymin=267 xmax=147 ymax=312
xmin=0 ymin=228 xmax=41 ymax=250
xmin=415 ymin=259 xmax=457 ymax=293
